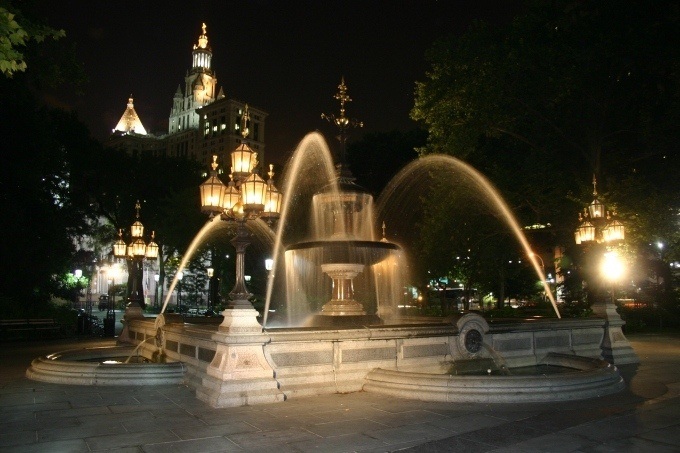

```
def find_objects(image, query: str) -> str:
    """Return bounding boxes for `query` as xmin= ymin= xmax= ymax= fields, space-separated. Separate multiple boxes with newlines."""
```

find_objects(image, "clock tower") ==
xmin=169 ymin=23 xmax=218 ymax=134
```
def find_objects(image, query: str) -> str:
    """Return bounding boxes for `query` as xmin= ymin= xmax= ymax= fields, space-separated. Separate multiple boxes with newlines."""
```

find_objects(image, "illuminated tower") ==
xmin=169 ymin=23 xmax=218 ymax=134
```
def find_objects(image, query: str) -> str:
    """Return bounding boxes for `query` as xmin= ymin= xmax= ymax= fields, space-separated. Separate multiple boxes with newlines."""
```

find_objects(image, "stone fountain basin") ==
xmin=286 ymin=240 xmax=400 ymax=265
xmin=363 ymin=352 xmax=625 ymax=403
xmin=26 ymin=345 xmax=185 ymax=386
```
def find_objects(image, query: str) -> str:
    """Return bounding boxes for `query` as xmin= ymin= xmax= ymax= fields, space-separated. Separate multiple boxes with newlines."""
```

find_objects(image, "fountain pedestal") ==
xmin=197 ymin=307 xmax=285 ymax=407
xmin=305 ymin=263 xmax=382 ymax=327
xmin=320 ymin=263 xmax=366 ymax=316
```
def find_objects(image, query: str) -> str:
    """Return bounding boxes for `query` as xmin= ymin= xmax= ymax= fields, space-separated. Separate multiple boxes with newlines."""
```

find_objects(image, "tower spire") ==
xmin=195 ymin=23 xmax=209 ymax=50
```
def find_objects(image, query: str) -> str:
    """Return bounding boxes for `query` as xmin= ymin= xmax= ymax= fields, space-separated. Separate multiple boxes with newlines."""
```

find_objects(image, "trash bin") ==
xmin=104 ymin=318 xmax=115 ymax=337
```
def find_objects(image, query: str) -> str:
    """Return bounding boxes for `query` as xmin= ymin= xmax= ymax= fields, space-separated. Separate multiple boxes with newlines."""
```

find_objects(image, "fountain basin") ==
xmin=363 ymin=353 xmax=625 ymax=403
xmin=26 ymin=345 xmax=186 ymax=386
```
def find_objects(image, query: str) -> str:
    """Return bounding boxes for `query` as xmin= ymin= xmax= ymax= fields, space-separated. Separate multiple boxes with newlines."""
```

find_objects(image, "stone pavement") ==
xmin=0 ymin=333 xmax=679 ymax=452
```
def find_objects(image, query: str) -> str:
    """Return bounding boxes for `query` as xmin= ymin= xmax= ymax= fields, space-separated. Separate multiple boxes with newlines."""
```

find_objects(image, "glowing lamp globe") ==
xmin=200 ymin=158 xmax=227 ymax=214
xmin=231 ymin=144 xmax=257 ymax=181
xmin=603 ymin=219 xmax=625 ymax=243
xmin=131 ymin=220 xmax=144 ymax=238
xmin=588 ymin=197 xmax=605 ymax=220
xmin=145 ymin=232 xmax=159 ymax=259
xmin=223 ymin=183 xmax=240 ymax=213
xmin=131 ymin=238 xmax=147 ymax=257
xmin=576 ymin=220 xmax=595 ymax=244
xmin=262 ymin=184 xmax=282 ymax=220
xmin=113 ymin=230 xmax=127 ymax=257
xmin=241 ymin=173 xmax=267 ymax=212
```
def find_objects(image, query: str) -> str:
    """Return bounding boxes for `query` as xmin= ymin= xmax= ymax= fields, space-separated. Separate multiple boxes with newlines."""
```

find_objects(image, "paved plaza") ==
xmin=0 ymin=333 xmax=679 ymax=452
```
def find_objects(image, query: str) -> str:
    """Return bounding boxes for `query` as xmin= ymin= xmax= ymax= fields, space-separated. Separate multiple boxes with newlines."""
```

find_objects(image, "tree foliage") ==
xmin=0 ymin=1 xmax=65 ymax=77
xmin=410 ymin=0 xmax=680 ymax=307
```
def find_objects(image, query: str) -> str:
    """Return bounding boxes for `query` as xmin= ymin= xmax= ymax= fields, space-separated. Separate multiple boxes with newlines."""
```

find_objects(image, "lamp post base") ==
xmin=218 ymin=307 xmax=262 ymax=334
xmin=594 ymin=301 xmax=640 ymax=365
xmin=118 ymin=304 xmax=146 ymax=343
xmin=198 ymin=307 xmax=283 ymax=408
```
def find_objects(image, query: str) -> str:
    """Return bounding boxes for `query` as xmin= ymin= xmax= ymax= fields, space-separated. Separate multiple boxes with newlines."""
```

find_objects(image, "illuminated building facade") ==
xmin=107 ymin=23 xmax=267 ymax=167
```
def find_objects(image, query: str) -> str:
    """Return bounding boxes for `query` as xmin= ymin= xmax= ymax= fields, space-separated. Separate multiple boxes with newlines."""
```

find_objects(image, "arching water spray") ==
xmin=154 ymin=215 xmax=222 ymax=330
xmin=378 ymin=154 xmax=561 ymax=319
xmin=263 ymin=132 xmax=339 ymax=327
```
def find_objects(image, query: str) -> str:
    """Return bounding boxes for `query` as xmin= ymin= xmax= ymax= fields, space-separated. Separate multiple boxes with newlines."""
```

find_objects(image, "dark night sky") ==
xmin=35 ymin=0 xmax=522 ymax=164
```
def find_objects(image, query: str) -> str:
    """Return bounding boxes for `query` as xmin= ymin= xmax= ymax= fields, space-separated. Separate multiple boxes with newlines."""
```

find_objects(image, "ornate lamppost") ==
xmin=573 ymin=175 xmax=638 ymax=364
xmin=199 ymin=104 xmax=283 ymax=332
xmin=574 ymin=176 xmax=625 ymax=246
xmin=73 ymin=269 xmax=83 ymax=310
xmin=112 ymin=201 xmax=159 ymax=310
xmin=104 ymin=264 xmax=121 ymax=337
xmin=206 ymin=267 xmax=215 ymax=315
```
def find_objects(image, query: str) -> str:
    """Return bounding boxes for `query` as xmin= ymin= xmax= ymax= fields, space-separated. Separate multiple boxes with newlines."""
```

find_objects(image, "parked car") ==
xmin=98 ymin=295 xmax=110 ymax=311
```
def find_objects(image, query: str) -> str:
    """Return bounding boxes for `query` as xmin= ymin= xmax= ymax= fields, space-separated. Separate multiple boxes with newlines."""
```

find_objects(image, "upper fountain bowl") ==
xmin=285 ymin=240 xmax=399 ymax=266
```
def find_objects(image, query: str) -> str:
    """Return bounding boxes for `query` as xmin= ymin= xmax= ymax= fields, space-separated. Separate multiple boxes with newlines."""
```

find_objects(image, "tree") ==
xmin=0 ymin=1 xmax=65 ymax=77
xmin=0 ymin=77 xmax=97 ymax=313
xmin=411 ymin=0 xmax=680 ymax=309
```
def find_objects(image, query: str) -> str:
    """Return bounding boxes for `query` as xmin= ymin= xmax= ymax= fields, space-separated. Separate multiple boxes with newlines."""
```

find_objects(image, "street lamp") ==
xmin=199 ymin=104 xmax=283 ymax=325
xmin=104 ymin=264 xmax=121 ymax=337
xmin=573 ymin=175 xmax=638 ymax=364
xmin=176 ymin=271 xmax=184 ymax=314
xmin=601 ymin=251 xmax=625 ymax=283
xmin=206 ymin=267 xmax=214 ymax=313
xmin=73 ymin=269 xmax=83 ymax=310
xmin=112 ymin=200 xmax=159 ymax=309
xmin=574 ymin=176 xmax=625 ymax=245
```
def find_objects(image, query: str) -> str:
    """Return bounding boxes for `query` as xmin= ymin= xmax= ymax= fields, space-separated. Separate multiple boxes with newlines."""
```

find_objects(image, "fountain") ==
xmin=27 ymin=81 xmax=633 ymax=407
xmin=282 ymin=170 xmax=403 ymax=327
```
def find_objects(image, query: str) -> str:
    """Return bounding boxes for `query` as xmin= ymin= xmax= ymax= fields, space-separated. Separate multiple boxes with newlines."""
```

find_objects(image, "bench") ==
xmin=0 ymin=318 xmax=65 ymax=340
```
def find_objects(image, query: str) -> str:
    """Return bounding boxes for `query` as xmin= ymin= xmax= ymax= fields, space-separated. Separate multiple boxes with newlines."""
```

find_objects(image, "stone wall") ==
xmin=124 ymin=314 xmax=606 ymax=407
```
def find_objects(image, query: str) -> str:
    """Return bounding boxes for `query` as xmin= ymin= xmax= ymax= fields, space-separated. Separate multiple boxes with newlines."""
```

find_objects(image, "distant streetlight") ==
xmin=207 ymin=267 xmax=214 ymax=311
xmin=104 ymin=264 xmax=121 ymax=337
xmin=73 ymin=269 xmax=83 ymax=310
xmin=176 ymin=271 xmax=184 ymax=313
xmin=265 ymin=258 xmax=273 ymax=272
xmin=154 ymin=274 xmax=160 ymax=307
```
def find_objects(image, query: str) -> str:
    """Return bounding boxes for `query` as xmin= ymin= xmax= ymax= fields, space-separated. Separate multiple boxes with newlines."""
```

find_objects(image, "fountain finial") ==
xmin=321 ymin=77 xmax=363 ymax=169
xmin=381 ymin=221 xmax=388 ymax=242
